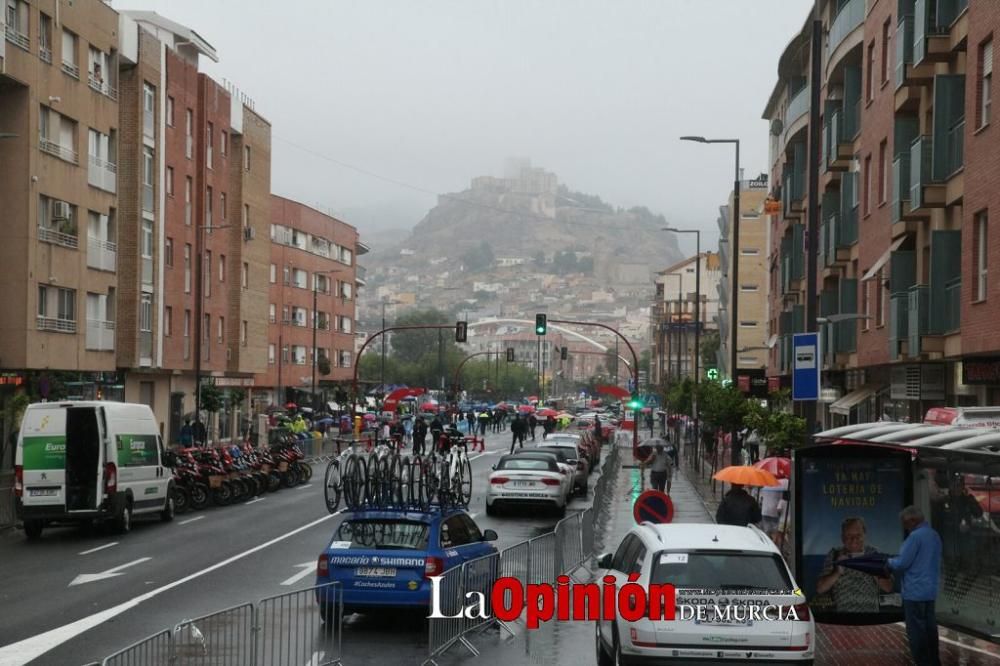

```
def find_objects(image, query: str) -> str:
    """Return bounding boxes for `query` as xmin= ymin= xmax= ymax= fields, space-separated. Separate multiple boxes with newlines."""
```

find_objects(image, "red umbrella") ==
xmin=526 ymin=395 xmax=539 ymax=402
xmin=496 ymin=402 xmax=509 ymax=409
xmin=285 ymin=402 xmax=297 ymax=410
xmin=537 ymin=408 xmax=558 ymax=417
xmin=419 ymin=401 xmax=439 ymax=412
xmin=518 ymin=404 xmax=535 ymax=413
xmin=754 ymin=456 xmax=791 ymax=479
xmin=640 ymin=407 xmax=652 ymax=413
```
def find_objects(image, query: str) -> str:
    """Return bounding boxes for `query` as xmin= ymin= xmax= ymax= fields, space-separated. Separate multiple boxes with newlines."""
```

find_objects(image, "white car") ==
xmin=537 ymin=441 xmax=589 ymax=496
xmin=596 ymin=523 xmax=815 ymax=664
xmin=486 ymin=453 xmax=568 ymax=517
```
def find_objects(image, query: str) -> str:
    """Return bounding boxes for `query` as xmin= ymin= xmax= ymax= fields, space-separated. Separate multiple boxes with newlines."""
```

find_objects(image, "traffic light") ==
xmin=706 ymin=368 xmax=719 ymax=381
xmin=627 ymin=395 xmax=643 ymax=410
xmin=506 ymin=348 xmax=515 ymax=362
xmin=560 ymin=346 xmax=568 ymax=361
xmin=455 ymin=321 xmax=468 ymax=343
xmin=535 ymin=314 xmax=547 ymax=335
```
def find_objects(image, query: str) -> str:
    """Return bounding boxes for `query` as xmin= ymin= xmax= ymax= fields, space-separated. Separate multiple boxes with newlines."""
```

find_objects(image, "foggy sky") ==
xmin=116 ymin=0 xmax=813 ymax=257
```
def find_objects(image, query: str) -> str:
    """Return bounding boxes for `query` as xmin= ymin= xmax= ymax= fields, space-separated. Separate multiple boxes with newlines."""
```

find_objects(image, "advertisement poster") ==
xmin=798 ymin=450 xmax=910 ymax=621
xmin=116 ymin=434 xmax=160 ymax=467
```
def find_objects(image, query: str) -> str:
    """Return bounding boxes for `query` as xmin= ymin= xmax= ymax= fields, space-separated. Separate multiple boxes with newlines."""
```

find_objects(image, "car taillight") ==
xmin=14 ymin=465 xmax=23 ymax=497
xmin=424 ymin=556 xmax=444 ymax=579
xmin=317 ymin=554 xmax=329 ymax=577
xmin=791 ymin=602 xmax=811 ymax=621
xmin=541 ymin=478 xmax=561 ymax=486
xmin=104 ymin=462 xmax=117 ymax=495
xmin=490 ymin=476 xmax=509 ymax=484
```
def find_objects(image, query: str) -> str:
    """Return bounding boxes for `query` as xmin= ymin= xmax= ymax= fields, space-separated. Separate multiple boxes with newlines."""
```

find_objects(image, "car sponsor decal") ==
xmin=329 ymin=555 xmax=424 ymax=567
xmin=329 ymin=541 xmax=352 ymax=549
xmin=446 ymin=550 xmax=459 ymax=558
xmin=660 ymin=553 xmax=688 ymax=564
xmin=352 ymin=580 xmax=396 ymax=589
xmin=117 ymin=434 xmax=159 ymax=467
xmin=144 ymin=487 xmax=157 ymax=495
xmin=21 ymin=435 xmax=66 ymax=470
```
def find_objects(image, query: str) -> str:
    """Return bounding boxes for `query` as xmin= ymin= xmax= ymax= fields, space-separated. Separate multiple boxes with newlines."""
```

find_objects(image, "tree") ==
xmin=666 ymin=377 xmax=694 ymax=416
xmin=697 ymin=380 xmax=748 ymax=434
xmin=200 ymin=384 xmax=223 ymax=415
xmin=317 ymin=355 xmax=332 ymax=376
xmin=744 ymin=390 xmax=806 ymax=454
xmin=533 ymin=250 xmax=546 ymax=267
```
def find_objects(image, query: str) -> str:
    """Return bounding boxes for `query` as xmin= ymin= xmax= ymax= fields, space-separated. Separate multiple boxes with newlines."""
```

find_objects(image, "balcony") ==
xmin=889 ymin=292 xmax=909 ymax=360
xmin=87 ymin=75 xmax=118 ymax=101
xmin=39 ymin=46 xmax=52 ymax=63
xmin=909 ymin=136 xmax=944 ymax=212
xmin=38 ymin=224 xmax=78 ymax=250
xmin=892 ymin=153 xmax=911 ymax=224
xmin=37 ymin=316 xmax=76 ymax=333
xmin=355 ymin=265 xmax=367 ymax=286
xmin=61 ymin=60 xmax=80 ymax=79
xmin=5 ymin=24 xmax=29 ymax=51
xmin=827 ymin=0 xmax=864 ymax=60
xmin=39 ymin=138 xmax=79 ymax=165
xmin=86 ymin=236 xmax=117 ymax=272
xmin=943 ymin=117 xmax=965 ymax=180
xmin=784 ymin=86 xmax=810 ymax=134
xmin=85 ymin=320 xmax=115 ymax=351
xmin=913 ymin=0 xmax=951 ymax=66
xmin=943 ymin=277 xmax=961 ymax=334
xmin=907 ymin=285 xmax=930 ymax=357
xmin=87 ymin=155 xmax=117 ymax=193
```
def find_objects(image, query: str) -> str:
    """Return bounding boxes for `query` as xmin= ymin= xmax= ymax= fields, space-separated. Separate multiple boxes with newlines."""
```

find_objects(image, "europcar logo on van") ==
xmin=45 ymin=443 xmax=66 ymax=453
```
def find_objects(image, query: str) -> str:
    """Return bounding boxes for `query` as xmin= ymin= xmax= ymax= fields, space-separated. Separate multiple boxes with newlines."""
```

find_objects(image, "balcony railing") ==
xmin=87 ymin=75 xmax=118 ymax=101
xmin=61 ymin=60 xmax=80 ymax=79
xmin=87 ymin=155 xmax=117 ymax=193
xmin=945 ymin=118 xmax=965 ymax=178
xmin=828 ymin=0 xmax=864 ymax=58
xmin=85 ymin=319 xmax=115 ymax=351
xmin=87 ymin=236 xmax=117 ymax=272
xmin=907 ymin=285 xmax=930 ymax=356
xmin=39 ymin=138 xmax=79 ymax=164
xmin=896 ymin=13 xmax=914 ymax=89
xmin=909 ymin=136 xmax=936 ymax=208
xmin=37 ymin=316 xmax=76 ymax=333
xmin=944 ymin=277 xmax=962 ymax=333
xmin=892 ymin=153 xmax=911 ymax=223
xmin=5 ymin=25 xmax=30 ymax=51
xmin=889 ymin=292 xmax=909 ymax=360
xmin=38 ymin=224 xmax=78 ymax=249
xmin=785 ymin=86 xmax=810 ymax=130
xmin=39 ymin=46 xmax=52 ymax=63
xmin=913 ymin=0 xmax=949 ymax=66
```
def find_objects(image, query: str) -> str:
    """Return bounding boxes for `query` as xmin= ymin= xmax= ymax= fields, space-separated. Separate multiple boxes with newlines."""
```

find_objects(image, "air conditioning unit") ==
xmin=243 ymin=226 xmax=255 ymax=241
xmin=52 ymin=201 xmax=71 ymax=220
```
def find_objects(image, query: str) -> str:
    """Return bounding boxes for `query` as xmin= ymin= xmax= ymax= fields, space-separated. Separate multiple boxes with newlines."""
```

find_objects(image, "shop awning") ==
xmin=829 ymin=384 xmax=881 ymax=416
xmin=861 ymin=237 xmax=907 ymax=281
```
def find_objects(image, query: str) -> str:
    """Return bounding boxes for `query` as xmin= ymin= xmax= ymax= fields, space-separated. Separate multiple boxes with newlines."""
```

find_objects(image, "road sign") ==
xmin=633 ymin=490 xmax=674 ymax=524
xmin=792 ymin=332 xmax=820 ymax=401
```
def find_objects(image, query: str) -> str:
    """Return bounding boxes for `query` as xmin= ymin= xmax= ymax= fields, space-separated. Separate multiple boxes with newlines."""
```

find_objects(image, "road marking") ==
xmin=69 ymin=558 xmax=152 ymax=587
xmin=178 ymin=516 xmax=204 ymax=525
xmin=78 ymin=542 xmax=117 ymax=556
xmin=0 ymin=510 xmax=344 ymax=665
xmin=244 ymin=497 xmax=265 ymax=505
xmin=296 ymin=484 xmax=312 ymax=490
xmin=280 ymin=561 xmax=315 ymax=586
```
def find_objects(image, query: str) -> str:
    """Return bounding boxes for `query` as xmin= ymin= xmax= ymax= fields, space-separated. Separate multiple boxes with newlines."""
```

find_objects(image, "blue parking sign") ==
xmin=792 ymin=332 xmax=820 ymax=401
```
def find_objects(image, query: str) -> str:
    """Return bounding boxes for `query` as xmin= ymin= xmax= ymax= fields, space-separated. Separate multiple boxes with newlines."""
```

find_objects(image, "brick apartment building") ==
xmin=763 ymin=0 xmax=995 ymax=426
xmin=256 ymin=196 xmax=365 ymax=409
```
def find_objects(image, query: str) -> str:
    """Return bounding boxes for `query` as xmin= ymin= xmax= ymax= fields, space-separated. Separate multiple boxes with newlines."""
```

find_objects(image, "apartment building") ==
xmin=650 ymin=252 xmax=722 ymax=388
xmin=257 ymin=196 xmax=365 ymax=408
xmin=716 ymin=182 xmax=771 ymax=387
xmin=763 ymin=0 xmax=988 ymax=425
xmin=0 ymin=0 xmax=121 ymax=397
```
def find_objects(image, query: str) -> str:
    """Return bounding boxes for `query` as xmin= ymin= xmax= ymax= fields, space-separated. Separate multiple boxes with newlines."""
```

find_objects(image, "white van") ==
xmin=14 ymin=401 xmax=174 ymax=539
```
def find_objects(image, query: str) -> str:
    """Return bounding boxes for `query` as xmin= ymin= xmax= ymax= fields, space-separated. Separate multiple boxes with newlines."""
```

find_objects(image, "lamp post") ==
xmin=681 ymin=135 xmax=741 ymax=465
xmin=312 ymin=269 xmax=346 ymax=412
xmin=194 ymin=223 xmax=231 ymax=443
xmin=663 ymin=227 xmax=702 ymax=441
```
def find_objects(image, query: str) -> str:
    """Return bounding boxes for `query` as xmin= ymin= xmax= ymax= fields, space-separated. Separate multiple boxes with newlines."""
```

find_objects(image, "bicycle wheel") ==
xmin=324 ymin=459 xmax=342 ymax=513
xmin=414 ymin=455 xmax=436 ymax=508
xmin=343 ymin=455 xmax=364 ymax=509
xmin=365 ymin=454 xmax=381 ymax=507
xmin=457 ymin=454 xmax=473 ymax=507
xmin=388 ymin=454 xmax=405 ymax=507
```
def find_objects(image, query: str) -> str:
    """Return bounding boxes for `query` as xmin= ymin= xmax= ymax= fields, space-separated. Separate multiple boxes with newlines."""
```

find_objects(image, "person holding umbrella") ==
xmin=715 ymin=484 xmax=762 ymax=526
xmin=640 ymin=440 xmax=673 ymax=494
xmin=816 ymin=517 xmax=894 ymax=613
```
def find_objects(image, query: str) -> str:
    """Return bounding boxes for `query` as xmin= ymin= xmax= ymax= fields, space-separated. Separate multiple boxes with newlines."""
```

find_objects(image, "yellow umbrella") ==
xmin=713 ymin=465 xmax=780 ymax=487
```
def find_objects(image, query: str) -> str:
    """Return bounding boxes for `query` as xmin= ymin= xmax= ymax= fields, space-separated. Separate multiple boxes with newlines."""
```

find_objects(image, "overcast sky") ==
xmin=116 ymin=0 xmax=813 ymax=256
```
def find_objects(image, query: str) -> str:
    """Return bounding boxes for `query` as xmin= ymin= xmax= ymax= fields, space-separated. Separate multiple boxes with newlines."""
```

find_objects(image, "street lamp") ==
xmin=312 ymin=269 xmax=347 ymax=411
xmin=681 ymin=134 xmax=741 ymax=465
xmin=194 ymin=223 xmax=232 ymax=442
xmin=663 ymin=226 xmax=702 ymax=440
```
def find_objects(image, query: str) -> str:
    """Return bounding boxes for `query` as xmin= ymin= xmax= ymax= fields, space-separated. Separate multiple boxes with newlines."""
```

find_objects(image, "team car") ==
xmin=487 ymin=452 xmax=570 ymax=516
xmin=315 ymin=508 xmax=497 ymax=620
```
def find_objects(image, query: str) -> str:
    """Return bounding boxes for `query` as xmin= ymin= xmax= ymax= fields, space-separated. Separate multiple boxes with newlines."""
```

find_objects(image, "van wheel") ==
xmin=114 ymin=500 xmax=133 ymax=534
xmin=160 ymin=492 xmax=175 ymax=522
xmin=23 ymin=520 xmax=44 ymax=540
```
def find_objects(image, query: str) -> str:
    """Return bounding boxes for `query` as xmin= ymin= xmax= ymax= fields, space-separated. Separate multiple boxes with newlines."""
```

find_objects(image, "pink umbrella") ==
xmin=754 ymin=456 xmax=791 ymax=479
xmin=537 ymin=408 xmax=558 ymax=417
xmin=518 ymin=405 xmax=535 ymax=413
xmin=419 ymin=402 xmax=439 ymax=412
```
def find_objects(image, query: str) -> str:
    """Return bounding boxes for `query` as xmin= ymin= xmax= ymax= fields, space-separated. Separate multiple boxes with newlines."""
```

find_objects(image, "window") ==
xmin=205 ymin=186 xmax=213 ymax=227
xmin=240 ymin=320 xmax=248 ymax=346
xmin=219 ymin=254 xmax=226 ymax=282
xmin=166 ymin=96 xmax=175 ymax=127
xmin=875 ymin=269 xmax=885 ymax=326
xmin=980 ymin=39 xmax=994 ymax=129
xmin=185 ymin=177 xmax=193 ymax=225
xmin=881 ymin=19 xmax=891 ymax=86
xmin=866 ymin=41 xmax=875 ymax=102
xmin=206 ymin=121 xmax=214 ymax=168
xmin=165 ymin=237 xmax=174 ymax=267
xmin=62 ymin=29 xmax=79 ymax=76
xmin=863 ymin=154 xmax=873 ymax=215
xmin=244 ymin=145 xmax=251 ymax=171
xmin=269 ymin=303 xmax=276 ymax=324
xmin=242 ymin=262 xmax=249 ymax=289
xmin=862 ymin=280 xmax=871 ymax=330
xmin=142 ymin=83 xmax=155 ymax=138
xmin=203 ymin=314 xmax=210 ymax=341
xmin=243 ymin=203 xmax=250 ymax=227
xmin=740 ymin=284 xmax=759 ymax=292
xmin=39 ymin=13 xmax=52 ymax=62
xmin=269 ymin=263 xmax=277 ymax=283
xmin=282 ymin=345 xmax=290 ymax=363
xmin=204 ymin=251 xmax=212 ymax=297
xmin=166 ymin=166 xmax=174 ymax=196
xmin=185 ymin=109 xmax=193 ymax=159
xmin=976 ymin=210 xmax=989 ymax=301
xmin=739 ymin=321 xmax=758 ymax=328
xmin=218 ymin=316 xmax=224 ymax=343
xmin=878 ymin=140 xmax=887 ymax=204
xmin=164 ymin=306 xmax=173 ymax=336
xmin=268 ymin=344 xmax=276 ymax=365
xmin=184 ymin=309 xmax=191 ymax=337
xmin=339 ymin=350 xmax=352 ymax=368
xmin=340 ymin=281 xmax=353 ymax=299
xmin=141 ymin=219 xmax=153 ymax=260
xmin=340 ymin=316 xmax=353 ymax=334
xmin=142 ymin=146 xmax=154 ymax=212
xmin=221 ymin=131 xmax=228 ymax=156
xmin=37 ymin=285 xmax=76 ymax=330
xmin=184 ymin=244 xmax=192 ymax=293
xmin=220 ymin=192 xmax=227 ymax=220
xmin=282 ymin=305 xmax=290 ymax=323
xmin=140 ymin=294 xmax=153 ymax=333
xmin=292 ymin=345 xmax=307 ymax=365
xmin=38 ymin=105 xmax=78 ymax=163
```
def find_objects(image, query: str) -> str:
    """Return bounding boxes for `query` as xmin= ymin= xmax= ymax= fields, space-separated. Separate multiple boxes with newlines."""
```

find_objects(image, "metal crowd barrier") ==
xmin=0 ymin=485 xmax=15 ymax=531
xmin=423 ymin=433 xmax=622 ymax=664
xmin=100 ymin=583 xmax=343 ymax=666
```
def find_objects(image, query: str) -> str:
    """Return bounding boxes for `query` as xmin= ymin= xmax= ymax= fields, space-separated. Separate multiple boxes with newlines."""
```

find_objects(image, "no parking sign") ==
xmin=633 ymin=490 xmax=674 ymax=524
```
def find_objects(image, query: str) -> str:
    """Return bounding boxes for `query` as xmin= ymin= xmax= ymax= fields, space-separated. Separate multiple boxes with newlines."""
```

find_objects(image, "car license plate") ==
xmin=696 ymin=612 xmax=752 ymax=627
xmin=512 ymin=481 xmax=534 ymax=487
xmin=29 ymin=488 xmax=58 ymax=497
xmin=356 ymin=566 xmax=396 ymax=577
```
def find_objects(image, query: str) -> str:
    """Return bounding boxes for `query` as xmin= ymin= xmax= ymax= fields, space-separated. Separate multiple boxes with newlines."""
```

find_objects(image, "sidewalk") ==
xmin=680 ymin=447 xmax=1000 ymax=665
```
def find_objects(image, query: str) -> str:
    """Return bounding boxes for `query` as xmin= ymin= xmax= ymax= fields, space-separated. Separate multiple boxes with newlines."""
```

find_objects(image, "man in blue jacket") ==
xmin=887 ymin=505 xmax=942 ymax=666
